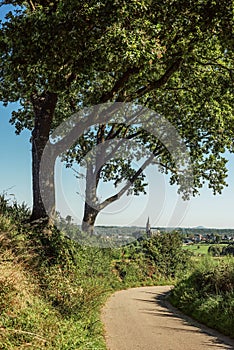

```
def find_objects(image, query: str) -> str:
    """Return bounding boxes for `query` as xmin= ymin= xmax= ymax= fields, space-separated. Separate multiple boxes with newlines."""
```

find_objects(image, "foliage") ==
xmin=185 ymin=243 xmax=234 ymax=257
xmin=169 ymin=256 xmax=234 ymax=337
xmin=114 ymin=232 xmax=191 ymax=285
xmin=141 ymin=232 xmax=190 ymax=277
xmin=0 ymin=193 xmax=30 ymax=222
xmin=165 ymin=227 xmax=234 ymax=237
xmin=2 ymin=198 xmax=234 ymax=347
xmin=208 ymin=244 xmax=223 ymax=257
xmin=0 ymin=0 xmax=233 ymax=225
xmin=0 ymin=214 xmax=117 ymax=349
xmin=222 ymin=245 xmax=234 ymax=257
xmin=0 ymin=203 xmax=194 ymax=348
xmin=59 ymin=0 xmax=234 ymax=230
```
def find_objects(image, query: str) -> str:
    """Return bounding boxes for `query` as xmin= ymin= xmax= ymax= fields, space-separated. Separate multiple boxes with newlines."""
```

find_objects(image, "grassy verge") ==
xmin=2 ymin=200 xmax=233 ymax=348
xmin=0 ymin=207 xmax=191 ymax=349
xmin=0 ymin=216 xmax=116 ymax=349
xmin=169 ymin=255 xmax=234 ymax=338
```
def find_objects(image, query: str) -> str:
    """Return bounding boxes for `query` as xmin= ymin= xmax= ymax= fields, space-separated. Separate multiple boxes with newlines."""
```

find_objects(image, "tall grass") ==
xmin=0 ymin=198 xmax=199 ymax=348
xmin=3 ymin=194 xmax=233 ymax=346
xmin=169 ymin=255 xmax=234 ymax=337
xmin=0 ymin=211 xmax=118 ymax=349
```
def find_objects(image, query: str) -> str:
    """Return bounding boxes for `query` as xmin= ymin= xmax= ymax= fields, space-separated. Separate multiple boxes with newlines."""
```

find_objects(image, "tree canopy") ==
xmin=0 ymin=0 xmax=233 ymax=231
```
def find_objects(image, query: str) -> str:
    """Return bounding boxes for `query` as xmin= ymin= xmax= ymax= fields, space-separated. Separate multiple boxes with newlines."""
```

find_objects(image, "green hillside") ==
xmin=0 ymin=200 xmax=190 ymax=349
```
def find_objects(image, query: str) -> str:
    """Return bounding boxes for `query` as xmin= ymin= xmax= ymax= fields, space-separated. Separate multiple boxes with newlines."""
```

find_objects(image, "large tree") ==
xmin=0 ymin=0 xmax=233 ymax=228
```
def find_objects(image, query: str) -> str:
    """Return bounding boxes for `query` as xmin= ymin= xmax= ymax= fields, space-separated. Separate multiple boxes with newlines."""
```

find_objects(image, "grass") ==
xmin=183 ymin=243 xmax=211 ymax=255
xmin=1 ymin=199 xmax=233 ymax=347
xmin=182 ymin=243 xmax=229 ymax=256
xmin=1 ymin=210 xmax=185 ymax=349
xmin=169 ymin=255 xmax=234 ymax=338
xmin=0 ymin=214 xmax=116 ymax=349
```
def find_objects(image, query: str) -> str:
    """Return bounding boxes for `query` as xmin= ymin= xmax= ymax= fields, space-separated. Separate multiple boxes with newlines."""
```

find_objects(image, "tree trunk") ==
xmin=81 ymin=160 xmax=100 ymax=234
xmin=30 ymin=92 xmax=57 ymax=222
xmin=81 ymin=202 xmax=99 ymax=235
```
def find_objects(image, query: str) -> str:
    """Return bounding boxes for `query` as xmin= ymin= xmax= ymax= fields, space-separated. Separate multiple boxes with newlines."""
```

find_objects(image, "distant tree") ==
xmin=141 ymin=232 xmax=188 ymax=277
xmin=65 ymin=215 xmax=72 ymax=225
xmin=222 ymin=245 xmax=234 ymax=256
xmin=208 ymin=245 xmax=222 ymax=257
xmin=0 ymin=1 xmax=233 ymax=233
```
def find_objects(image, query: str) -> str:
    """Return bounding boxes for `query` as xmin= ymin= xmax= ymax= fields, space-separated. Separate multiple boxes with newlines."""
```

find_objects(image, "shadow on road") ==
xmin=133 ymin=289 xmax=234 ymax=350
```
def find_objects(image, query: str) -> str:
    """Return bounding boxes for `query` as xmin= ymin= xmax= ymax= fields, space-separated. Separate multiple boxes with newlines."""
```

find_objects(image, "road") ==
xmin=101 ymin=286 xmax=234 ymax=350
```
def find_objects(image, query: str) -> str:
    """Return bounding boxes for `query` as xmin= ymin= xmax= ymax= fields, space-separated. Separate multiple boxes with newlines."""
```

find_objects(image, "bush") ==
xmin=0 ymin=203 xmax=193 ymax=348
xmin=0 ymin=193 xmax=30 ymax=223
xmin=113 ymin=232 xmax=191 ymax=286
xmin=170 ymin=256 xmax=234 ymax=337
xmin=0 ymin=208 xmax=118 ymax=349
xmin=222 ymin=245 xmax=234 ymax=256
xmin=141 ymin=232 xmax=190 ymax=277
xmin=208 ymin=245 xmax=222 ymax=256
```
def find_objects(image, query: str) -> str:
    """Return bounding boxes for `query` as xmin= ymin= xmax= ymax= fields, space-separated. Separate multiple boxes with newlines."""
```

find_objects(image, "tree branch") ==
xmin=97 ymin=124 xmax=106 ymax=144
xmin=28 ymin=0 xmax=36 ymax=11
xmin=98 ymin=147 xmax=160 ymax=211
xmin=106 ymin=124 xmax=126 ymax=140
xmin=131 ymin=57 xmax=183 ymax=99
xmin=100 ymin=67 xmax=140 ymax=103
xmin=197 ymin=60 xmax=233 ymax=78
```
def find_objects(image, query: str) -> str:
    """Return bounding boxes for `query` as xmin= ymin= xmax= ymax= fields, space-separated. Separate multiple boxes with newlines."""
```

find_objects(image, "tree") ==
xmin=222 ymin=245 xmax=234 ymax=256
xmin=215 ymin=235 xmax=221 ymax=244
xmin=208 ymin=245 xmax=222 ymax=257
xmin=141 ymin=232 xmax=188 ymax=277
xmin=0 ymin=0 xmax=233 ymax=230
xmin=63 ymin=1 xmax=233 ymax=234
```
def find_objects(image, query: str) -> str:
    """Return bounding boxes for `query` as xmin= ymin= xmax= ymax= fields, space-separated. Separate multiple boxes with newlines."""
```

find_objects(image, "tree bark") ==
xmin=80 ymin=138 xmax=159 ymax=234
xmin=81 ymin=202 xmax=99 ymax=235
xmin=30 ymin=92 xmax=57 ymax=222
xmin=81 ymin=160 xmax=100 ymax=235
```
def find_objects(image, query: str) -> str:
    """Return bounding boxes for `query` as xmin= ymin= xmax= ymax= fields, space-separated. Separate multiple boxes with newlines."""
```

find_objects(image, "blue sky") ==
xmin=1 ymin=102 xmax=234 ymax=228
xmin=0 ymin=6 xmax=233 ymax=229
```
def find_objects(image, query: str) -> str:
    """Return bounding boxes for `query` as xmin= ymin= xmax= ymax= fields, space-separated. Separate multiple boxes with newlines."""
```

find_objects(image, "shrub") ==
xmin=208 ymin=245 xmax=222 ymax=256
xmin=170 ymin=257 xmax=234 ymax=337
xmin=0 ymin=193 xmax=30 ymax=223
xmin=222 ymin=245 xmax=234 ymax=256
xmin=140 ymin=232 xmax=190 ymax=277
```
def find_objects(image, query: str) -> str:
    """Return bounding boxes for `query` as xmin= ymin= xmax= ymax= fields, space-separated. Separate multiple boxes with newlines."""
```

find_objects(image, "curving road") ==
xmin=101 ymin=286 xmax=234 ymax=350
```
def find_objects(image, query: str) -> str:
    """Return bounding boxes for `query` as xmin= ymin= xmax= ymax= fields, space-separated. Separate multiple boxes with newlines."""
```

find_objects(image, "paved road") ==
xmin=101 ymin=286 xmax=234 ymax=350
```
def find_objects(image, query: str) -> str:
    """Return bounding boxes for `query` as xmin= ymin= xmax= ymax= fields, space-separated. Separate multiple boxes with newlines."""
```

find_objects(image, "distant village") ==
xmin=145 ymin=217 xmax=234 ymax=244
xmin=181 ymin=232 xmax=234 ymax=245
xmin=95 ymin=217 xmax=234 ymax=245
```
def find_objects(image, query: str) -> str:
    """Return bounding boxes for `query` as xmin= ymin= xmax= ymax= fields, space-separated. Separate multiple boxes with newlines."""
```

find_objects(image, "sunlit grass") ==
xmin=183 ymin=243 xmax=229 ymax=256
xmin=170 ymin=255 xmax=234 ymax=338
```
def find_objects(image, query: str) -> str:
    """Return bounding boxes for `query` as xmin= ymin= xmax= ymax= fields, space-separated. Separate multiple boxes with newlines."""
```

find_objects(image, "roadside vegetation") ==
xmin=1 ymin=195 xmax=234 ymax=347
xmin=0 ymin=209 xmax=115 ymax=349
xmin=169 ymin=256 xmax=234 ymax=338
xmin=0 ymin=196 xmax=190 ymax=349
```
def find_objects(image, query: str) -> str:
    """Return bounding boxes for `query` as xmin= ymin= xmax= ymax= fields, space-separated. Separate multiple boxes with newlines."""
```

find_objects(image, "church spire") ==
xmin=146 ymin=217 xmax=151 ymax=237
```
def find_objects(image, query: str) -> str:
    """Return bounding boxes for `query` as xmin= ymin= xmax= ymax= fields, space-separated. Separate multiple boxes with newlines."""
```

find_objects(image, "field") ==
xmin=183 ymin=243 xmax=210 ymax=255
xmin=182 ymin=243 xmax=229 ymax=256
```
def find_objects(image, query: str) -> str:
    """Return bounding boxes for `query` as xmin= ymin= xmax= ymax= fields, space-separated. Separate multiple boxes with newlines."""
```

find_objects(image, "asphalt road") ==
xmin=101 ymin=286 xmax=234 ymax=350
